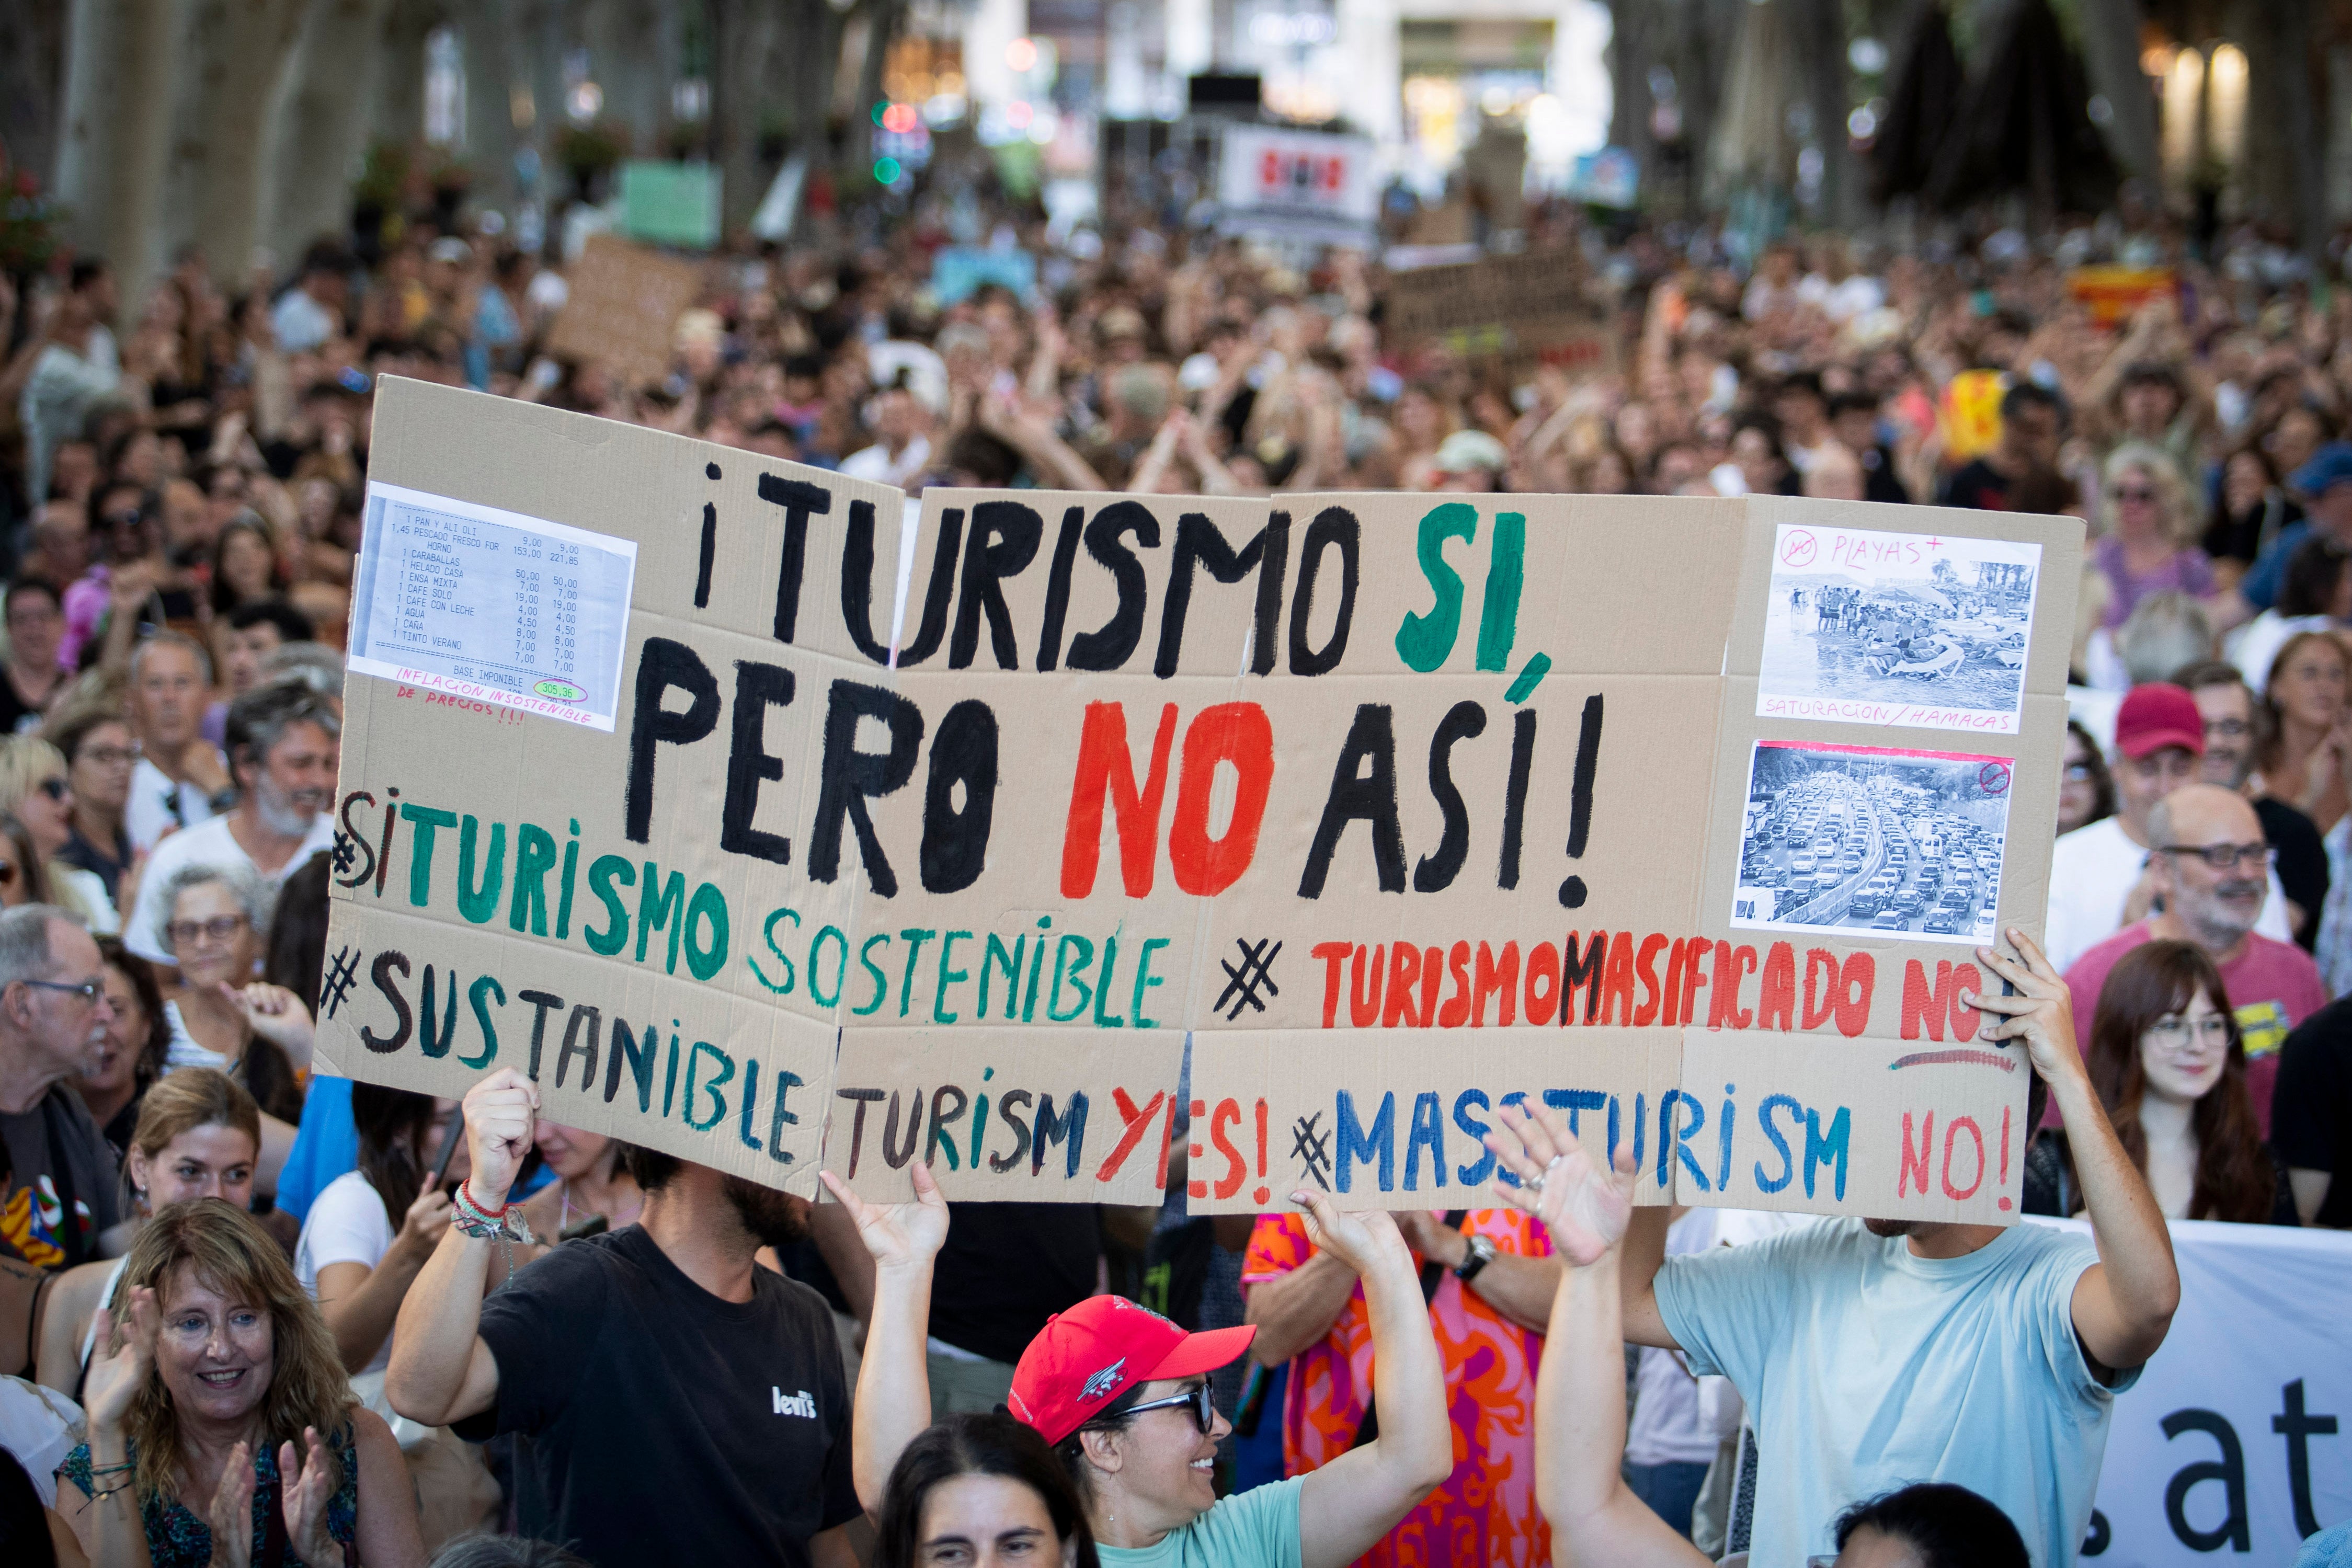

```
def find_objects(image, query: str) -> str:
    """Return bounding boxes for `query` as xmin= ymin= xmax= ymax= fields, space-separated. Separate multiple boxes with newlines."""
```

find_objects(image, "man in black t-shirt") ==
xmin=388 ymin=1069 xmax=861 ymax=1566
xmin=1938 ymin=381 xmax=2066 ymax=511
xmin=2274 ymin=998 xmax=2352 ymax=1227
xmin=922 ymin=1201 xmax=1101 ymax=1413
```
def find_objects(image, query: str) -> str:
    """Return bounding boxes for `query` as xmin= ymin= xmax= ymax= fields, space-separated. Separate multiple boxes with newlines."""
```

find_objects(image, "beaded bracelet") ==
xmin=452 ymin=1180 xmax=536 ymax=1246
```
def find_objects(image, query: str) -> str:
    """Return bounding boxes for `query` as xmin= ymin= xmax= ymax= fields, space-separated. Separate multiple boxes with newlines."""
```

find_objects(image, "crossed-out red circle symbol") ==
xmin=1979 ymin=761 xmax=2012 ymax=795
xmin=1781 ymin=530 xmax=1818 ymax=567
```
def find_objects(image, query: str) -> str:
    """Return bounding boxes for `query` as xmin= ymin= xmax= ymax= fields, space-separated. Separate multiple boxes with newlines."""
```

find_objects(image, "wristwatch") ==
xmin=1453 ymin=1233 xmax=1497 ymax=1283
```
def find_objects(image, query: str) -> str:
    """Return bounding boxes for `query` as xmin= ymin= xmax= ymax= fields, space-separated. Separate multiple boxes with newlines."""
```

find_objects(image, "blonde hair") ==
xmin=0 ymin=735 xmax=68 ymax=820
xmin=2102 ymin=442 xmax=2202 ymax=548
xmin=105 ymin=1200 xmax=353 ymax=1506
xmin=127 ymin=1069 xmax=261 ymax=1208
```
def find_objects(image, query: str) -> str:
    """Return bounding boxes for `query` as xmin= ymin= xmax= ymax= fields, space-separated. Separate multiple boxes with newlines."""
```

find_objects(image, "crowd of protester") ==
xmin=0 ymin=173 xmax=2346 ymax=1567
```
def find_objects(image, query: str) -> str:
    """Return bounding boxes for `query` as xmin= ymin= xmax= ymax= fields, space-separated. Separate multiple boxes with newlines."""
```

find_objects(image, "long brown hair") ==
xmin=2256 ymin=628 xmax=2351 ymax=776
xmin=104 ymin=1200 xmax=353 ymax=1505
xmin=351 ymin=1082 xmax=438 ymax=1228
xmin=2085 ymin=941 xmax=2275 ymax=1222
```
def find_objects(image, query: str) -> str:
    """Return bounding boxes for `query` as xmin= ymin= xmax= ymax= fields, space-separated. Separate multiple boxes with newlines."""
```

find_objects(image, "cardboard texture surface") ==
xmin=1382 ymin=253 xmax=1618 ymax=373
xmin=326 ymin=381 xmax=2081 ymax=1219
xmin=542 ymin=235 xmax=702 ymax=389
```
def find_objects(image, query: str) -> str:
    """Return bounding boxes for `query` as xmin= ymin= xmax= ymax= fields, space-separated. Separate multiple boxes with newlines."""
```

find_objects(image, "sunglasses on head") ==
xmin=1094 ymin=1381 xmax=1214 ymax=1435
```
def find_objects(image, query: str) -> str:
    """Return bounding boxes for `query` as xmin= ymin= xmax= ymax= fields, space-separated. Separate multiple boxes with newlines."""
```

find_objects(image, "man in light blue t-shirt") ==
xmin=1627 ymin=933 xmax=2180 ymax=1567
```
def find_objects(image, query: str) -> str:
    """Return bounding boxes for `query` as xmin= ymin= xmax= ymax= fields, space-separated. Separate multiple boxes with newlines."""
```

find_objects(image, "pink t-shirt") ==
xmin=2057 ymin=921 xmax=2329 ymax=1136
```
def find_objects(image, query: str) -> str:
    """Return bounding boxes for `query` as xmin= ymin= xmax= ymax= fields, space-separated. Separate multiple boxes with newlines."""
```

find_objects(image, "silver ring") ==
xmin=1526 ymin=1172 xmax=1545 ymax=1195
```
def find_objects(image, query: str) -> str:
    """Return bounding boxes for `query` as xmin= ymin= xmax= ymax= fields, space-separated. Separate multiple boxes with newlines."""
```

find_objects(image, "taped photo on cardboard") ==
xmin=347 ymin=480 xmax=639 ymax=730
xmin=1756 ymin=522 xmax=2040 ymax=734
xmin=1731 ymin=739 xmax=2014 ymax=944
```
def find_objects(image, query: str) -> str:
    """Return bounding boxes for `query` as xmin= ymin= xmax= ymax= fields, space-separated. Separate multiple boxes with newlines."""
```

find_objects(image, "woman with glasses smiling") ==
xmin=830 ymin=1164 xmax=1452 ymax=1568
xmin=150 ymin=863 xmax=307 ymax=1199
xmin=2026 ymin=940 xmax=2293 ymax=1224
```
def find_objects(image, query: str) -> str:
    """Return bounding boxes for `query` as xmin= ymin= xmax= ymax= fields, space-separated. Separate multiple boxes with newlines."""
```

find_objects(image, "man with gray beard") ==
xmin=2060 ymin=782 xmax=2326 ymax=1134
xmin=123 ymin=678 xmax=339 ymax=974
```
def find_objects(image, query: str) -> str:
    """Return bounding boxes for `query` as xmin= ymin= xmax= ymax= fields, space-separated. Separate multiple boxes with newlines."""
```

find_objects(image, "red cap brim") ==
xmin=2116 ymin=727 xmax=2203 ymax=759
xmin=1147 ymin=1323 xmax=1257 ymax=1381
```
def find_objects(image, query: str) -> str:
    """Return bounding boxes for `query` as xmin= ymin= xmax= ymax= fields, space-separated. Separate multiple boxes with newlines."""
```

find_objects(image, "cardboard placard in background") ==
xmin=1382 ymin=253 xmax=1619 ymax=374
xmin=1216 ymin=125 xmax=1381 ymax=245
xmin=326 ymin=383 xmax=2083 ymax=1220
xmin=543 ymin=234 xmax=702 ymax=388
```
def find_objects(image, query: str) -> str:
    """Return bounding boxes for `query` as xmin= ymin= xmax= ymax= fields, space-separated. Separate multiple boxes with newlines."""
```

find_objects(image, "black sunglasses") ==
xmin=1096 ymin=1382 xmax=1214 ymax=1435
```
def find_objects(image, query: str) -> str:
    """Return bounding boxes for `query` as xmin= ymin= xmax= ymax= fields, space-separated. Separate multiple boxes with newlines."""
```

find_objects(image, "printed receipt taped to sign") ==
xmin=346 ymin=480 xmax=638 ymax=730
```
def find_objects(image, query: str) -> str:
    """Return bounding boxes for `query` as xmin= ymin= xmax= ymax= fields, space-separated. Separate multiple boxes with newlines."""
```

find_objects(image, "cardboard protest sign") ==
xmin=1381 ymin=252 xmax=1618 ymax=374
xmin=328 ymin=381 xmax=2082 ymax=1225
xmin=1216 ymin=126 xmax=1380 ymax=245
xmin=543 ymin=234 xmax=701 ymax=388
xmin=321 ymin=377 xmax=917 ymax=1194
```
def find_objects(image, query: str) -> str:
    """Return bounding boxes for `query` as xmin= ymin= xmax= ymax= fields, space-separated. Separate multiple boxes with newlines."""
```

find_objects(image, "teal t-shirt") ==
xmin=1655 ymin=1218 xmax=2131 ymax=1568
xmin=1098 ymin=1477 xmax=1304 ymax=1568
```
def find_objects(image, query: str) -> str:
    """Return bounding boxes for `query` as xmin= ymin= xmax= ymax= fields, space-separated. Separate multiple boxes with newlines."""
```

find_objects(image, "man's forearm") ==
xmin=1243 ymin=1252 xmax=1357 ymax=1365
xmin=1421 ymin=1228 xmax=1559 ymax=1332
xmin=1618 ymin=1205 xmax=1676 ymax=1348
xmin=2053 ymin=1068 xmax=2179 ymax=1359
xmin=386 ymin=1226 xmax=494 ymax=1423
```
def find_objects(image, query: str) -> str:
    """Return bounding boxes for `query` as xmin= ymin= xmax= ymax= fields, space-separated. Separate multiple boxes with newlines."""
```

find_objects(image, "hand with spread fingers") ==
xmin=1483 ymin=1102 xmax=1634 ymax=1267
xmin=1962 ymin=927 xmax=2085 ymax=1089
xmin=819 ymin=1161 xmax=949 ymax=1273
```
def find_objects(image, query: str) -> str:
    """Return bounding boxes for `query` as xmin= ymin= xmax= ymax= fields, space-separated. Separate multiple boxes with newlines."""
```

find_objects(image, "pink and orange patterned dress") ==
xmin=1241 ymin=1209 xmax=1554 ymax=1568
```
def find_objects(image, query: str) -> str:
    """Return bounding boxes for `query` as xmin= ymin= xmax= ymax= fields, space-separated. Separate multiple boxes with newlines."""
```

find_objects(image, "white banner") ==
xmin=2034 ymin=1218 xmax=2352 ymax=1564
xmin=1216 ymin=126 xmax=1379 ymax=243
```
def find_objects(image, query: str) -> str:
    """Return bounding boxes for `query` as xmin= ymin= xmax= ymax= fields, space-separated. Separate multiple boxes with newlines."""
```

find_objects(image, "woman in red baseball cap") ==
xmin=824 ymin=1164 xmax=1451 ymax=1567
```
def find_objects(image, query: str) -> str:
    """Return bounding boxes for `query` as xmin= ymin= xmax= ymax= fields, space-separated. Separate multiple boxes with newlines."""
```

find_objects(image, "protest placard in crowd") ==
xmin=1383 ymin=251 xmax=1619 ymax=374
xmin=542 ymin=233 xmax=702 ymax=388
xmin=322 ymin=377 xmax=2081 ymax=1219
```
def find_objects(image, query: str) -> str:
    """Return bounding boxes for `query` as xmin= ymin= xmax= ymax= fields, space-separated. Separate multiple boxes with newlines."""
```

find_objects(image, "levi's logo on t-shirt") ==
xmin=772 ymin=1387 xmax=817 ymax=1418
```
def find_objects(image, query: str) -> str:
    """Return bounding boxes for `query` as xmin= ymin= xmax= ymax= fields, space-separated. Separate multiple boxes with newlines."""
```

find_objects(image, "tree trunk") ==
xmin=584 ymin=0 xmax=669 ymax=157
xmin=464 ymin=0 xmax=524 ymax=219
xmin=267 ymin=0 xmax=395 ymax=269
xmin=53 ymin=0 xmax=177 ymax=310
xmin=179 ymin=0 xmax=309 ymax=285
xmin=3 ymin=0 xmax=70 ymax=198
xmin=1606 ymin=0 xmax=1659 ymax=199
xmin=710 ymin=0 xmax=783 ymax=232
xmin=1794 ymin=0 xmax=1857 ymax=223
xmin=2075 ymin=0 xmax=2157 ymax=184
xmin=2236 ymin=0 xmax=2324 ymax=256
xmin=372 ymin=0 xmax=444 ymax=150
xmin=846 ymin=0 xmax=905 ymax=183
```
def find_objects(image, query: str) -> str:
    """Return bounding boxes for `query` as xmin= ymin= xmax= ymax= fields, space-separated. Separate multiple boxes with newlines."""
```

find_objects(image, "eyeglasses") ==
xmin=2159 ymin=841 xmax=2273 ymax=871
xmin=100 ymin=510 xmax=143 ymax=529
xmin=2110 ymin=485 xmax=2158 ymax=504
xmin=165 ymin=914 xmax=249 ymax=948
xmin=2149 ymin=1014 xmax=2233 ymax=1049
xmin=35 ymin=778 xmax=66 ymax=802
xmin=0 ymin=862 xmax=17 ymax=889
xmin=2063 ymin=763 xmax=2097 ymax=782
xmin=79 ymin=745 xmax=140 ymax=768
xmin=20 ymin=976 xmax=101 ymax=1003
xmin=2202 ymin=719 xmax=2251 ymax=739
xmin=1093 ymin=1382 xmax=1214 ymax=1435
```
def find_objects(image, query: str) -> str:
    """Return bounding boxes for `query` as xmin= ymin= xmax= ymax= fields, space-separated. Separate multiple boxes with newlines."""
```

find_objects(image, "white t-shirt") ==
xmin=2041 ymin=814 xmax=2290 ymax=973
xmin=294 ymin=1169 xmax=396 ymax=1374
xmin=1656 ymin=1219 xmax=2129 ymax=1568
xmin=124 ymin=810 xmax=337 ymax=965
xmin=125 ymin=756 xmax=217 ymax=854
